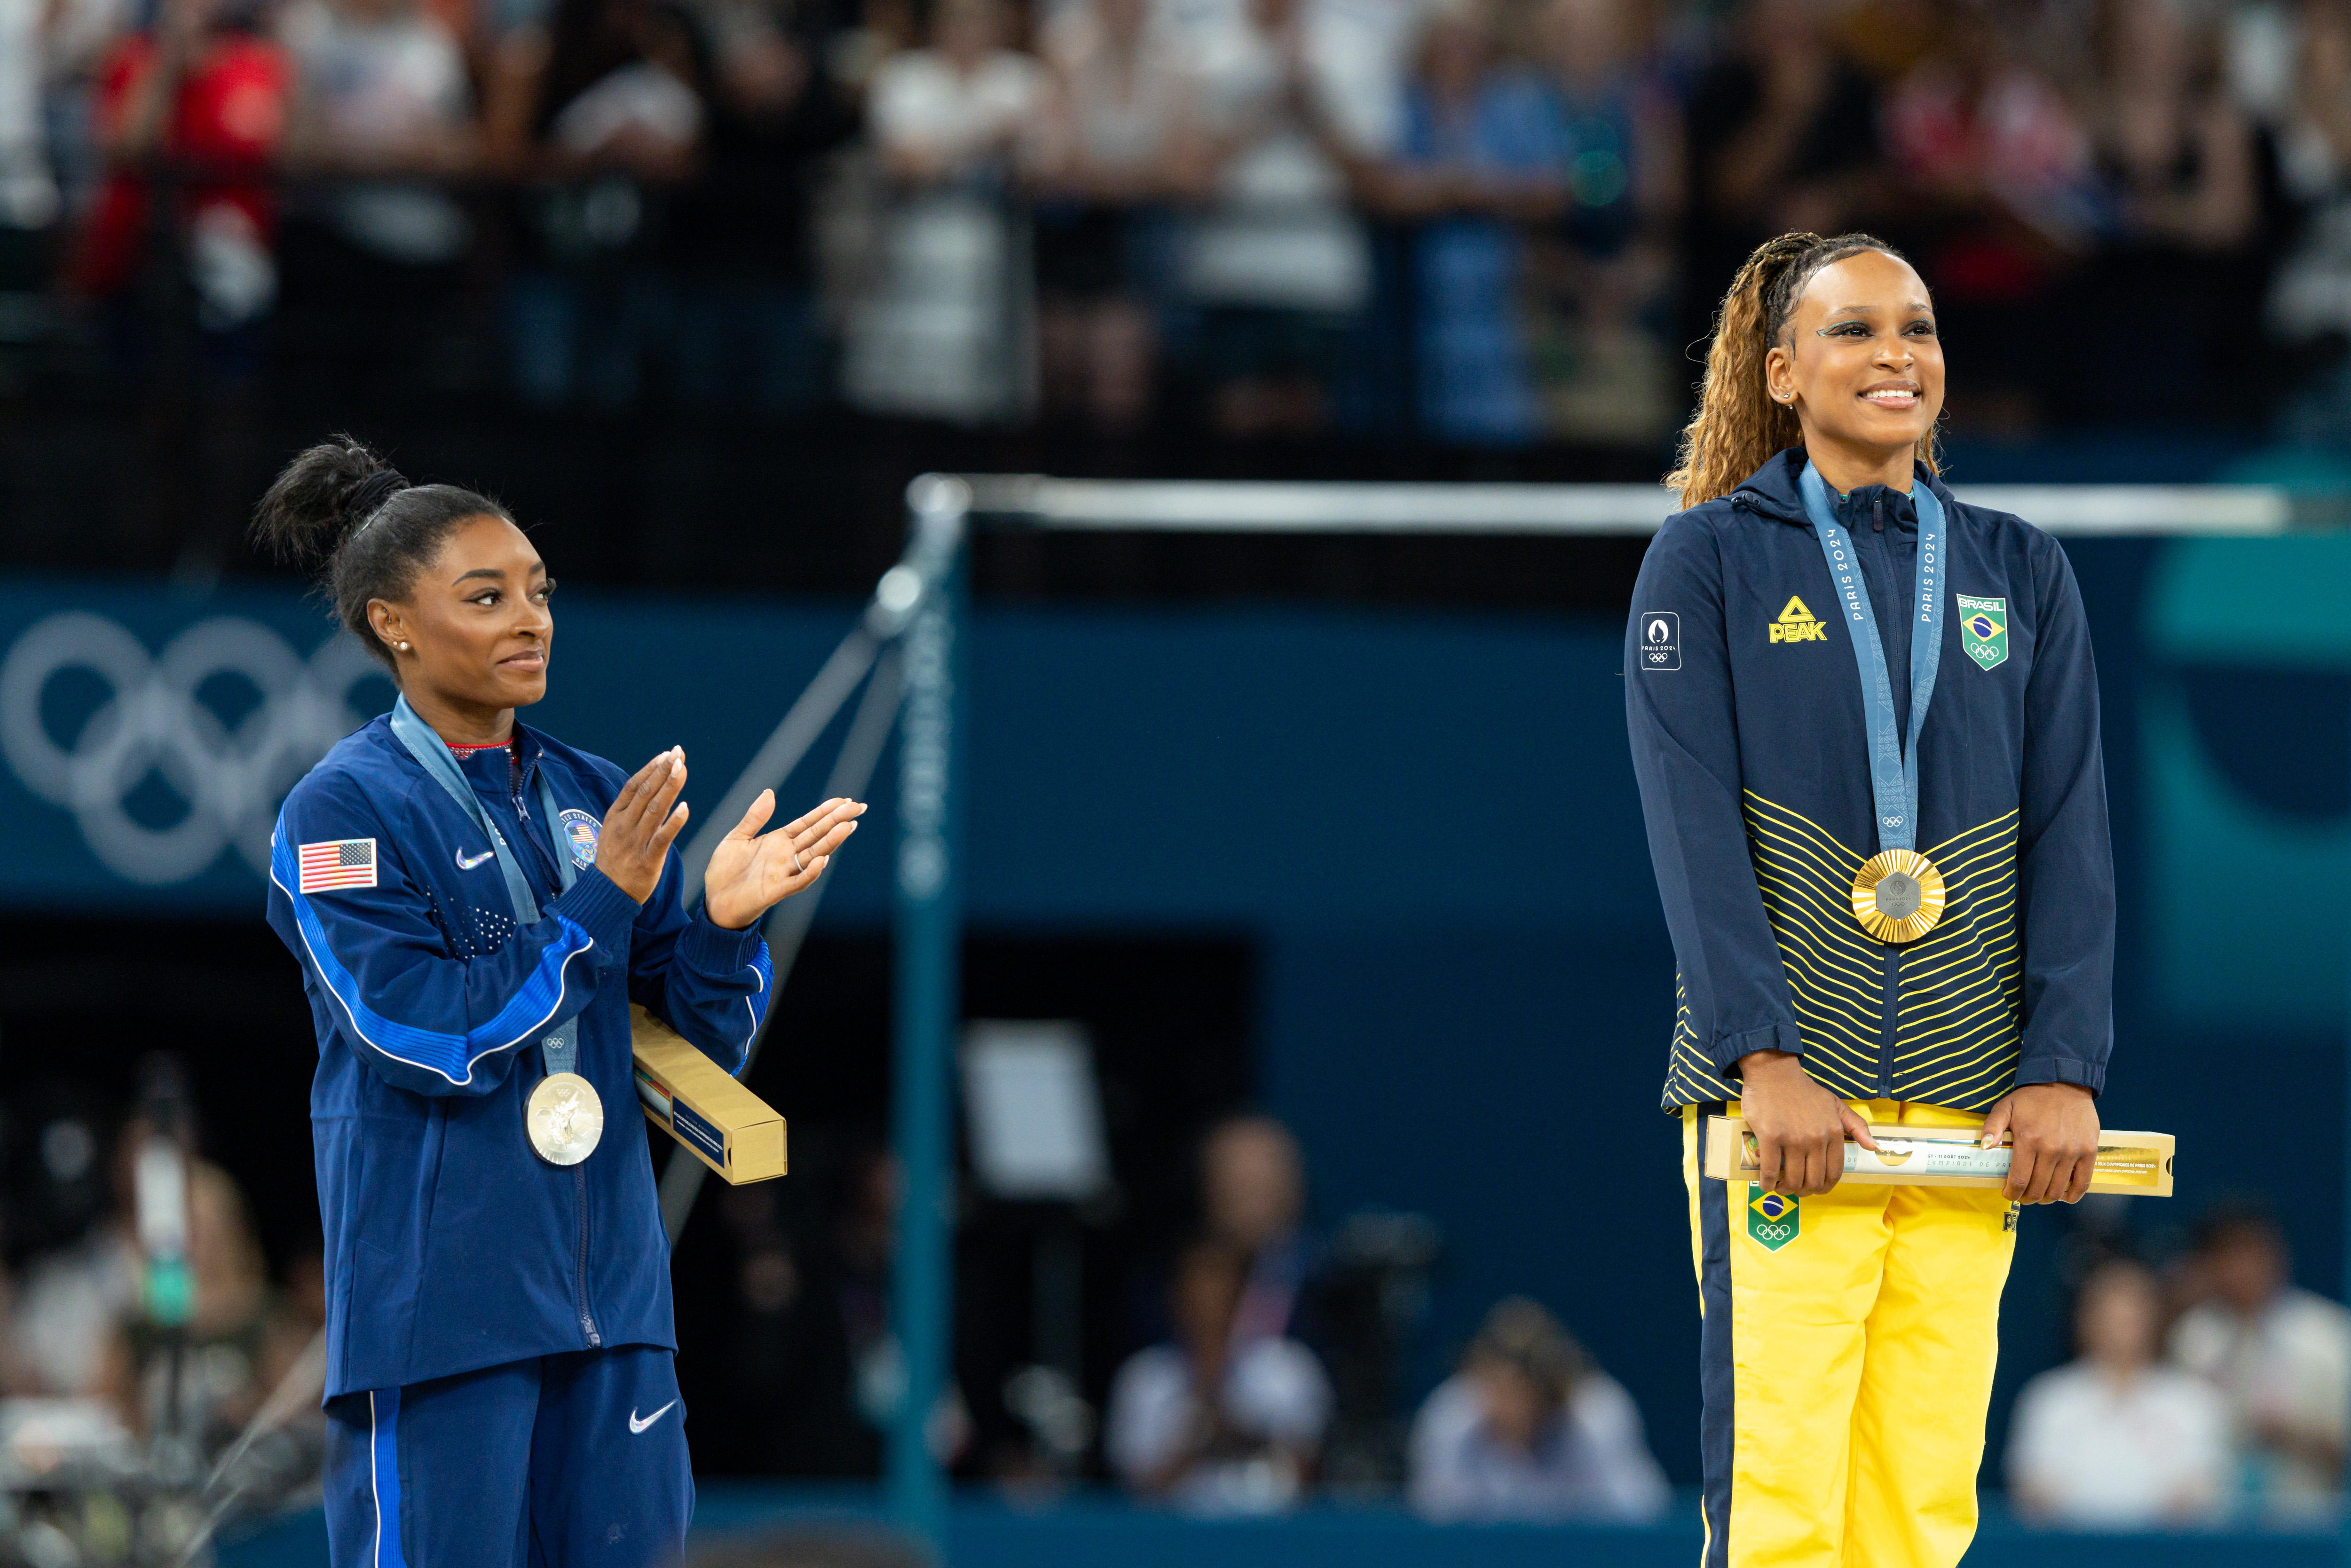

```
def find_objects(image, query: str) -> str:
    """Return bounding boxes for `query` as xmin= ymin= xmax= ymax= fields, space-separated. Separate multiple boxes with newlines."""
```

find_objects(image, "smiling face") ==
xmin=368 ymin=514 xmax=554 ymax=717
xmin=1764 ymin=249 xmax=1944 ymax=480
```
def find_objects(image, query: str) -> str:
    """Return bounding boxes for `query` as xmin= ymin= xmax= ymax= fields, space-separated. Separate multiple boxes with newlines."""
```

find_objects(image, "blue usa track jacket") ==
xmin=266 ymin=716 xmax=773 ymax=1398
xmin=1626 ymin=449 xmax=2114 ymax=1114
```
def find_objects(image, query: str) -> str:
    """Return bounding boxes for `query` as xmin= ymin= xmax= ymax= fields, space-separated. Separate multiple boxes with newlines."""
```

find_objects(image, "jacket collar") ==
xmin=1729 ymin=448 xmax=1955 ymax=533
xmin=397 ymin=713 xmax=547 ymax=794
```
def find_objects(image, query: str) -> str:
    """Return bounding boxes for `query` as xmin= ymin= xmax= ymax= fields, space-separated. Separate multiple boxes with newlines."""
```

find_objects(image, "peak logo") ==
xmin=1769 ymin=597 xmax=1828 ymax=644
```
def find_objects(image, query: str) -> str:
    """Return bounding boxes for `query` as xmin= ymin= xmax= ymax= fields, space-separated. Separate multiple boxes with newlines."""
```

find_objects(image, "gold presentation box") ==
xmin=1704 ymin=1118 xmax=2173 ymax=1197
xmin=630 ymin=1005 xmax=788 ymax=1184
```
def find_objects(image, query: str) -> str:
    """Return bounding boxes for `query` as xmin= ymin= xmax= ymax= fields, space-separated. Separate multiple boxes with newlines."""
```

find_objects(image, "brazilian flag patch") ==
xmin=1957 ymin=594 xmax=2008 ymax=671
xmin=1748 ymin=1188 xmax=1800 ymax=1252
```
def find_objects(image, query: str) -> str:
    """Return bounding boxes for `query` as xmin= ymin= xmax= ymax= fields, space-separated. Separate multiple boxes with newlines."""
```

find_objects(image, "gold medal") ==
xmin=1850 ymin=849 xmax=1946 ymax=944
xmin=527 ymin=1072 xmax=605 ymax=1165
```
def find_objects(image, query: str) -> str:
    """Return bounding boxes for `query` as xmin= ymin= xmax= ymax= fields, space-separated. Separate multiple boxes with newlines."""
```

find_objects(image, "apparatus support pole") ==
xmin=887 ymin=478 xmax=969 ymax=1548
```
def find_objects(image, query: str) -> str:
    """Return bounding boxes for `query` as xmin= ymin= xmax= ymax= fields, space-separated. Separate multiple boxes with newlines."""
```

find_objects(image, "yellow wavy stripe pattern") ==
xmin=1659 ymin=795 xmax=2024 ymax=1114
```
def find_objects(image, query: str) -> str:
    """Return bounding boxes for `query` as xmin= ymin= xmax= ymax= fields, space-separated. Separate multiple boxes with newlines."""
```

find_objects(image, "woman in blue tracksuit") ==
xmin=254 ymin=436 xmax=863 ymax=1568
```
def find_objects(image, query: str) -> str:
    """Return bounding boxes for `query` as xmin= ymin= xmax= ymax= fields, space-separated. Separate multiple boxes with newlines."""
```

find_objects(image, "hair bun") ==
xmin=343 ymin=468 xmax=410 ymax=532
xmin=250 ymin=434 xmax=398 ymax=566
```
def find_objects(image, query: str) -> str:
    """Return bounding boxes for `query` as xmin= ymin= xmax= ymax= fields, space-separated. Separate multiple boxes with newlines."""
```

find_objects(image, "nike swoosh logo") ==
xmin=456 ymin=848 xmax=496 ymax=870
xmin=629 ymin=1400 xmax=678 ymax=1435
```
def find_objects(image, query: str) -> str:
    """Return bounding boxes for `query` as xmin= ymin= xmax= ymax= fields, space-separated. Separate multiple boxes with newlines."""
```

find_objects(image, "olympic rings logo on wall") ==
xmin=0 ymin=612 xmax=392 ymax=885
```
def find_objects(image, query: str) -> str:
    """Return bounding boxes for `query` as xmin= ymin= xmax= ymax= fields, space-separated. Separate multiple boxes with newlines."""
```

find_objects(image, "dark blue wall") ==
xmin=3 ymin=536 xmax=2345 ymax=1490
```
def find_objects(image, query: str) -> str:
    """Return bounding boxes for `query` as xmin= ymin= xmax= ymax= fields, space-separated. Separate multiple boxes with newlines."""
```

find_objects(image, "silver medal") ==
xmin=527 ymin=1072 xmax=604 ymax=1165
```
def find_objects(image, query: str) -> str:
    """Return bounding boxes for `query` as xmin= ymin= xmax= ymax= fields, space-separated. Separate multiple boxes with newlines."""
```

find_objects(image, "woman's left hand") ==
xmin=1979 ymin=1082 xmax=2100 ymax=1206
xmin=703 ymin=792 xmax=866 ymax=931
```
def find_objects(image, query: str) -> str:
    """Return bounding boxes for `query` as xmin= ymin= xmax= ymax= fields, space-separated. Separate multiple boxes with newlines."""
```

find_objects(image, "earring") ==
xmin=397 ymin=641 xmax=411 ymax=651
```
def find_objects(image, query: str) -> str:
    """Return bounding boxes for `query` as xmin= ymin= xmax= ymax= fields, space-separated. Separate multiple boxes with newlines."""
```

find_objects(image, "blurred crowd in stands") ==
xmin=0 ymin=1072 xmax=2344 ymax=1529
xmin=5 ymin=0 xmax=2351 ymax=448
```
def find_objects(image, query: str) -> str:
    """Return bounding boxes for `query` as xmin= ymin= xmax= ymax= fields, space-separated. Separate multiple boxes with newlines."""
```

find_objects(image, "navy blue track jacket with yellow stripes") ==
xmin=266 ymin=716 xmax=772 ymax=1399
xmin=1626 ymin=450 xmax=2114 ymax=1114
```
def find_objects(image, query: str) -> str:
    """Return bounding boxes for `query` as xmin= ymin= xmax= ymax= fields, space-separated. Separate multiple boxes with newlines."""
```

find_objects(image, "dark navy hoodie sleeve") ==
xmin=267 ymin=765 xmax=640 ymax=1097
xmin=1625 ymin=511 xmax=1805 ymax=1074
xmin=2012 ymin=535 xmax=2115 ymax=1094
xmin=626 ymin=843 xmax=773 ymax=1076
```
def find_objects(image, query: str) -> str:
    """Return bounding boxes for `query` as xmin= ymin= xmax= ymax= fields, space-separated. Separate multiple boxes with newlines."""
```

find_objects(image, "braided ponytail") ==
xmin=1665 ymin=232 xmax=1941 ymax=508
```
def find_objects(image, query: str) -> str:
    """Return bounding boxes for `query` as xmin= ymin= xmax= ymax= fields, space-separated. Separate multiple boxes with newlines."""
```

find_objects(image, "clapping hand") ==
xmin=703 ymin=792 xmax=866 ymax=931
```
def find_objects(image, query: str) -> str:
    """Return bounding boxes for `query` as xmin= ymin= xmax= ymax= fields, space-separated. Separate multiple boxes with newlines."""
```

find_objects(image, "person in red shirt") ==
xmin=75 ymin=0 xmax=292 ymax=345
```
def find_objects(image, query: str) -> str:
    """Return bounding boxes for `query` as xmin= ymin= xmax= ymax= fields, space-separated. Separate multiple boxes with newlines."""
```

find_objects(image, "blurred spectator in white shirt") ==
xmin=865 ymin=0 xmax=1037 ymax=188
xmin=0 ymin=0 xmax=62 ymax=244
xmin=1105 ymin=1237 xmax=1331 ymax=1513
xmin=282 ymin=0 xmax=477 ymax=266
xmin=1407 ymin=1295 xmax=1668 ymax=1523
xmin=1029 ymin=0 xmax=1194 ymax=431
xmin=2007 ymin=1257 xmax=2229 ymax=1526
xmin=843 ymin=0 xmax=1040 ymax=420
xmin=1176 ymin=0 xmax=1392 ymax=436
xmin=2170 ymin=1206 xmax=2351 ymax=1518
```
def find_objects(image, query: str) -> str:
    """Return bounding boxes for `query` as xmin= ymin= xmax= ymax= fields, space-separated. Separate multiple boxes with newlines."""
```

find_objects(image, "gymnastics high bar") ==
xmin=699 ymin=473 xmax=2328 ymax=1556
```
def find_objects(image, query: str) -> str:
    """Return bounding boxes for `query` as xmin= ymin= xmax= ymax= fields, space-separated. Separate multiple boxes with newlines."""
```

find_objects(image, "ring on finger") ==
xmin=792 ymin=847 xmax=805 ymax=874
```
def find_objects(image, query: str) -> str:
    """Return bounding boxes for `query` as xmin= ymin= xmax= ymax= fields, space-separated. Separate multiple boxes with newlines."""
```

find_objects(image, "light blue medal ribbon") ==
xmin=389 ymin=697 xmax=603 ymax=1158
xmin=1796 ymin=461 xmax=1952 ymax=942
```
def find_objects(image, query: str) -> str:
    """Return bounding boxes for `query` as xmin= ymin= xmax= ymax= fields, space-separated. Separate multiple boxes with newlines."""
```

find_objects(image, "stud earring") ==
xmin=397 ymin=641 xmax=411 ymax=651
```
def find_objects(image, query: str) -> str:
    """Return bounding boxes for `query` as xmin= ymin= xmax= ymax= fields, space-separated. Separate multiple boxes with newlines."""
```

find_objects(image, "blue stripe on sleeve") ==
xmin=734 ymin=940 xmax=774 ymax=1072
xmin=371 ymin=1388 xmax=406 ymax=1568
xmin=270 ymin=827 xmax=594 ymax=1086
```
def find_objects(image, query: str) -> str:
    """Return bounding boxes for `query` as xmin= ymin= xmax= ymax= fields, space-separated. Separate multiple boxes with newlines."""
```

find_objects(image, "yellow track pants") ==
xmin=1680 ymin=1101 xmax=2018 ymax=1568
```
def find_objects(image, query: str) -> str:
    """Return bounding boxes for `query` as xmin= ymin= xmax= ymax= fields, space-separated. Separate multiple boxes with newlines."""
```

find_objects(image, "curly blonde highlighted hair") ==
xmin=1665 ymin=232 xmax=1942 ymax=509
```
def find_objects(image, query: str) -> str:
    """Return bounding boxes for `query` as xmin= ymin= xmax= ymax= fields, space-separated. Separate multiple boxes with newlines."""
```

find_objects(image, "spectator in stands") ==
xmin=842 ymin=0 xmax=1041 ymax=421
xmin=40 ymin=0 xmax=137 ymax=223
xmin=1199 ymin=1114 xmax=1309 ymax=1347
xmin=278 ymin=0 xmax=480 ymax=365
xmin=671 ymin=0 xmax=855 ymax=419
xmin=1029 ymin=0 xmax=1195 ymax=432
xmin=100 ymin=1161 xmax=283 ymax=1444
xmin=1104 ymin=1237 xmax=1331 ymax=1513
xmin=1376 ymin=0 xmax=1562 ymax=445
xmin=1523 ymin=0 xmax=1682 ymax=444
xmin=1680 ymin=0 xmax=1882 ymax=348
xmin=2073 ymin=0 xmax=2263 ymax=425
xmin=0 ymin=0 xmax=62 ymax=277
xmin=2170 ymin=1205 xmax=2351 ymax=1517
xmin=1876 ymin=0 xmax=2096 ymax=430
xmin=11 ymin=1200 xmax=140 ymax=1402
xmin=1175 ymin=0 xmax=1390 ymax=437
xmin=2006 ymin=1257 xmax=2229 ymax=1525
xmin=485 ymin=0 xmax=705 ymax=406
xmin=2263 ymin=0 xmax=2351 ymax=441
xmin=74 ymin=0 xmax=292 ymax=360
xmin=1407 ymin=1295 xmax=1669 ymax=1523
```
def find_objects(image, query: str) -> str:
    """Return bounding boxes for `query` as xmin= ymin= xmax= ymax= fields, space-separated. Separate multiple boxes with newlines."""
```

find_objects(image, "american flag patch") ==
xmin=298 ymin=838 xmax=378 ymax=893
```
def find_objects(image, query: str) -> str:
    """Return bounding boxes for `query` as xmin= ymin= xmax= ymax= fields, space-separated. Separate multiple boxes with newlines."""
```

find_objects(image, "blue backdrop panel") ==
xmin=7 ymin=545 xmax=2348 ymax=1498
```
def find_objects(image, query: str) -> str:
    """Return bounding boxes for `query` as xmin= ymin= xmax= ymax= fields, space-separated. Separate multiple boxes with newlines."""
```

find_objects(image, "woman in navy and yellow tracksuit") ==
xmin=1625 ymin=236 xmax=2114 ymax=1568
xmin=254 ymin=437 xmax=865 ymax=1568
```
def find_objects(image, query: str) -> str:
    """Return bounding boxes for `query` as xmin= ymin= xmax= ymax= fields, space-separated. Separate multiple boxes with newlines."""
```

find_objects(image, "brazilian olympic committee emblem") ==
xmin=1748 ymin=1189 xmax=1800 ymax=1252
xmin=1957 ymin=594 xmax=2008 ymax=671
xmin=559 ymin=808 xmax=601 ymax=867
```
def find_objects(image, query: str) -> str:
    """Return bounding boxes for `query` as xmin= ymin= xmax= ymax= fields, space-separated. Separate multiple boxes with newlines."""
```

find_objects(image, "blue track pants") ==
xmin=323 ymin=1346 xmax=694 ymax=1568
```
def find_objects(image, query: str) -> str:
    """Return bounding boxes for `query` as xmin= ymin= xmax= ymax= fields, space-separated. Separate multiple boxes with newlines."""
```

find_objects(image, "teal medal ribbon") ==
xmin=1795 ymin=461 xmax=1953 ymax=943
xmin=389 ymin=696 xmax=605 ymax=1160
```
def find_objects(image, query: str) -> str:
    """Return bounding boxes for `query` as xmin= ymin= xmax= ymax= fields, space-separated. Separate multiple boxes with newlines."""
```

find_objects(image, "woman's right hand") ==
xmin=1735 ymin=1051 xmax=1875 ymax=1197
xmin=598 ymin=747 xmax=690 ymax=904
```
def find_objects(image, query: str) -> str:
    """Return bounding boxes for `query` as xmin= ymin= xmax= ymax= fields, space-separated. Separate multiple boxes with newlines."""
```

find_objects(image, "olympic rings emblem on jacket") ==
xmin=0 ymin=612 xmax=389 ymax=884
